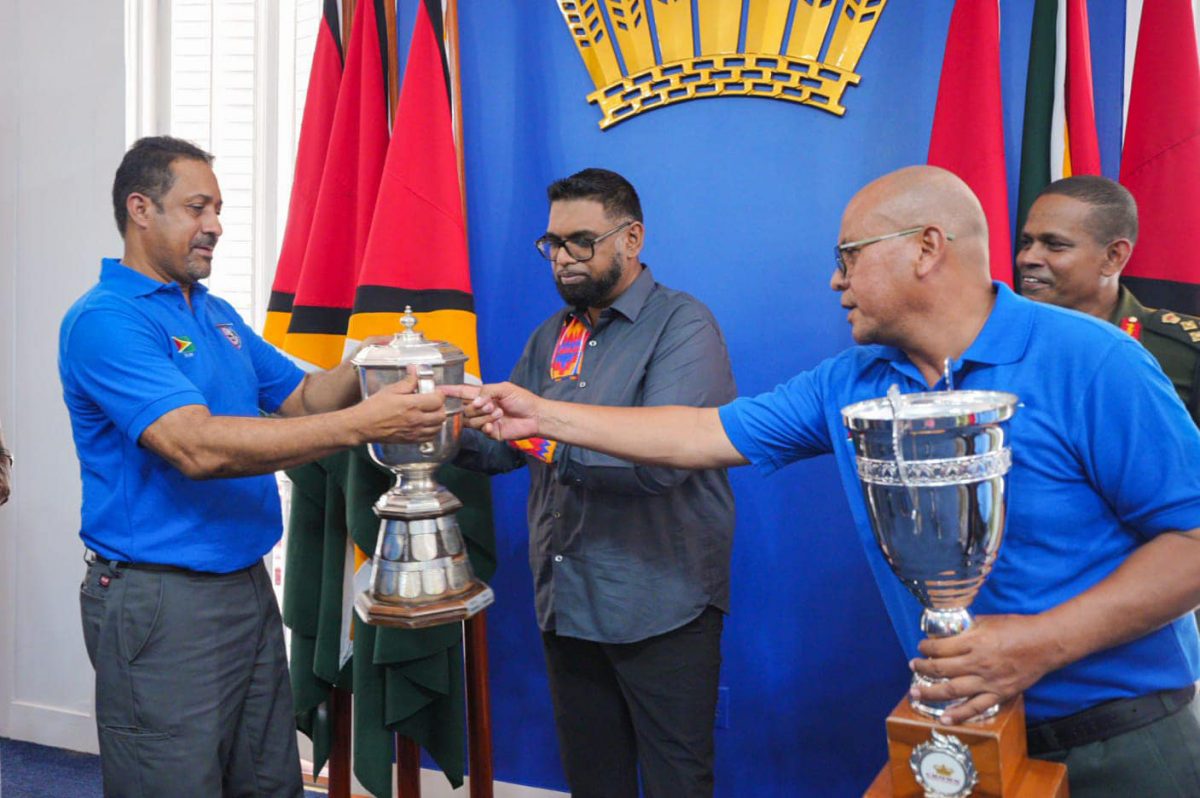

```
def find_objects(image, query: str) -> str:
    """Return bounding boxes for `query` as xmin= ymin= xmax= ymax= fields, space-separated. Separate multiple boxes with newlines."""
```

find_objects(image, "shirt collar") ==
xmin=1108 ymin=285 xmax=1149 ymax=325
xmin=568 ymin=264 xmax=655 ymax=324
xmin=100 ymin=257 xmax=208 ymax=300
xmin=868 ymin=282 xmax=1034 ymax=373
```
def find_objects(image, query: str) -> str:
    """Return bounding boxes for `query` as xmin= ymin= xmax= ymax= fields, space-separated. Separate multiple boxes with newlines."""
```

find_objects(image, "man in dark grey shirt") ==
xmin=456 ymin=168 xmax=735 ymax=798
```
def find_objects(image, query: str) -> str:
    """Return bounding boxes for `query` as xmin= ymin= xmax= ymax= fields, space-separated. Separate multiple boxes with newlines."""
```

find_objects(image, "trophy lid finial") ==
xmin=399 ymin=306 xmax=418 ymax=336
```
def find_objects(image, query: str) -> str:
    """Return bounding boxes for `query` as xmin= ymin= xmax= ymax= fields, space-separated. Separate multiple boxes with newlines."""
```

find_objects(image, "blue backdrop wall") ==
xmin=393 ymin=2 xmax=1130 ymax=794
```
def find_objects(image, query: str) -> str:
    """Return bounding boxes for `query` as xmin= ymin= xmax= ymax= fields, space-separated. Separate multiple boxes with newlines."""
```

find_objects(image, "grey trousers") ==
xmin=1038 ymin=691 xmax=1200 ymax=798
xmin=80 ymin=558 xmax=303 ymax=798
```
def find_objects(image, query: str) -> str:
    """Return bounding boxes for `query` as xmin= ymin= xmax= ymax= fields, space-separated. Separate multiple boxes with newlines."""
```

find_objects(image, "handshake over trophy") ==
xmin=844 ymin=387 xmax=1067 ymax=798
xmin=350 ymin=309 xmax=494 ymax=629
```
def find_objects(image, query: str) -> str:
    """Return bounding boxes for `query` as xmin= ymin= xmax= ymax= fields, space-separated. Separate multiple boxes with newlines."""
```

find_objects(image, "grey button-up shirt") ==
xmin=457 ymin=266 xmax=736 ymax=643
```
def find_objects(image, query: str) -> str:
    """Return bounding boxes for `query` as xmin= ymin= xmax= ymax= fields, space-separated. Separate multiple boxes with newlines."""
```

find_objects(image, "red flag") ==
xmin=284 ymin=0 xmax=390 ymax=368
xmin=1120 ymin=0 xmax=1200 ymax=312
xmin=347 ymin=0 xmax=479 ymax=373
xmin=264 ymin=0 xmax=343 ymax=348
xmin=927 ymin=0 xmax=1013 ymax=286
xmin=1063 ymin=0 xmax=1101 ymax=175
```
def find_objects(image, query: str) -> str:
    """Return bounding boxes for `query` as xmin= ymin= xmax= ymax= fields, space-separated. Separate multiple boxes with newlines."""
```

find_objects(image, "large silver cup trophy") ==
xmin=842 ymin=387 xmax=1018 ymax=721
xmin=350 ymin=308 xmax=494 ymax=629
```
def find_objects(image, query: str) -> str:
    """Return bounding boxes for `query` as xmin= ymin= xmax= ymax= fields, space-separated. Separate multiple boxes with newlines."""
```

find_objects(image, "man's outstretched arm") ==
xmin=443 ymin=381 xmax=749 ymax=470
xmin=911 ymin=526 xmax=1200 ymax=724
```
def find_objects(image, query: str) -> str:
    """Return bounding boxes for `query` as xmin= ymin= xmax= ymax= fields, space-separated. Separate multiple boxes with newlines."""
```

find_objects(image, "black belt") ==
xmin=88 ymin=553 xmax=219 ymax=575
xmin=1026 ymin=684 xmax=1196 ymax=756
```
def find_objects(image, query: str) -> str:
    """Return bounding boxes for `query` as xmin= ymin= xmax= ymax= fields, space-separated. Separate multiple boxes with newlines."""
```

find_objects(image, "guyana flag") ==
xmin=281 ymin=0 xmax=390 ymax=369
xmin=275 ymin=0 xmax=497 ymax=794
xmin=1015 ymin=0 xmax=1102 ymax=241
xmin=276 ymin=0 xmax=391 ymax=783
xmin=927 ymin=0 xmax=1012 ymax=286
xmin=1119 ymin=0 xmax=1200 ymax=314
xmin=263 ymin=1 xmax=342 ymax=348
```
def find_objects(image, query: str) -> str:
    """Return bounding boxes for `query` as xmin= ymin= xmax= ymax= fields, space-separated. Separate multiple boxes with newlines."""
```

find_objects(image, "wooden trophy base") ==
xmin=864 ymin=696 xmax=1068 ymax=797
xmin=354 ymin=582 xmax=494 ymax=629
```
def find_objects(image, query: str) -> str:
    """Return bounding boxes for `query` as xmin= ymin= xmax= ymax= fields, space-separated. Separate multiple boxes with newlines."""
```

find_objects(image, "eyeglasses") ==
xmin=534 ymin=220 xmax=632 ymax=262
xmin=834 ymin=226 xmax=955 ymax=277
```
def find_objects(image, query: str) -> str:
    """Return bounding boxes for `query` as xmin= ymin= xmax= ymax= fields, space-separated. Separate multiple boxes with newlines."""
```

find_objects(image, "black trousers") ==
xmin=541 ymin=607 xmax=724 ymax=798
xmin=80 ymin=559 xmax=303 ymax=797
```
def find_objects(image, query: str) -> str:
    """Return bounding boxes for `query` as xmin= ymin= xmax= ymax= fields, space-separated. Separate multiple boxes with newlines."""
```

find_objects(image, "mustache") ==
xmin=191 ymin=235 xmax=218 ymax=249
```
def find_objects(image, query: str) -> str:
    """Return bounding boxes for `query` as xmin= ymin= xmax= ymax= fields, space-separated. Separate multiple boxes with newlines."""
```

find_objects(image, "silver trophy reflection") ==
xmin=843 ymin=385 xmax=1018 ymax=720
xmin=350 ymin=308 xmax=494 ymax=629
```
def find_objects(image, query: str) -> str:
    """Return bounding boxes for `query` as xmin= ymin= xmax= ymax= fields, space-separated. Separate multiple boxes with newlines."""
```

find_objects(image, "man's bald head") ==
xmin=844 ymin=165 xmax=989 ymax=275
xmin=832 ymin=166 xmax=997 ymax=366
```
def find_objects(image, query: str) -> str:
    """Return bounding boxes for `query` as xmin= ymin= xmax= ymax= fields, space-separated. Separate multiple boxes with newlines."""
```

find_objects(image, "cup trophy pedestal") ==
xmin=864 ymin=697 xmax=1066 ymax=797
xmin=351 ymin=309 xmax=494 ymax=630
xmin=843 ymin=389 xmax=1067 ymax=798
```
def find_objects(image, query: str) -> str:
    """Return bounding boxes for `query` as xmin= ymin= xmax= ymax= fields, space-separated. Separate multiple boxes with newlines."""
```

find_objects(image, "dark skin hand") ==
xmin=911 ymin=530 xmax=1200 ymax=724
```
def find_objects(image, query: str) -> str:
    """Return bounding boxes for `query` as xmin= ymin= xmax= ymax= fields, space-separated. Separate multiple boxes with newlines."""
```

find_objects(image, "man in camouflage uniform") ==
xmin=1017 ymin=175 xmax=1200 ymax=425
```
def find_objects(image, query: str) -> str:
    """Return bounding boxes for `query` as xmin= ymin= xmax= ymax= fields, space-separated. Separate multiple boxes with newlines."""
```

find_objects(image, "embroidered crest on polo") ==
xmin=216 ymin=323 xmax=242 ymax=349
xmin=171 ymin=336 xmax=196 ymax=357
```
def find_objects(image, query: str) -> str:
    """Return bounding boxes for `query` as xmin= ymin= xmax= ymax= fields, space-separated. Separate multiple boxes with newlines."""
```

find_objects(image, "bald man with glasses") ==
xmin=454 ymin=168 xmax=736 ymax=798
xmin=453 ymin=165 xmax=1200 ymax=798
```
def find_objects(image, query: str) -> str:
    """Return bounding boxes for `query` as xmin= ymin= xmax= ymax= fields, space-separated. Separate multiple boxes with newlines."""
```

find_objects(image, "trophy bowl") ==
xmin=843 ymin=389 xmax=1018 ymax=720
xmin=349 ymin=308 xmax=495 ymax=628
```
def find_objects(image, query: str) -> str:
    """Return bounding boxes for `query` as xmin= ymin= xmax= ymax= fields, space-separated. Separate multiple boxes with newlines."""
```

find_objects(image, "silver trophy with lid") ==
xmin=350 ymin=307 xmax=494 ymax=628
xmin=842 ymin=386 xmax=1018 ymax=721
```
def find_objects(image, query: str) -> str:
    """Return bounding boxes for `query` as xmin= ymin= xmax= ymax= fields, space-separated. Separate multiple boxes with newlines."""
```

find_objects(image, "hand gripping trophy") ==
xmin=350 ymin=308 xmax=494 ymax=629
xmin=844 ymin=382 xmax=1067 ymax=798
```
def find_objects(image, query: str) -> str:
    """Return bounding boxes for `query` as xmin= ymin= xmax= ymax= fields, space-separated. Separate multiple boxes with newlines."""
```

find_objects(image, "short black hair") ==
xmin=1038 ymin=175 xmax=1138 ymax=245
xmin=112 ymin=136 xmax=214 ymax=237
xmin=546 ymin=168 xmax=643 ymax=224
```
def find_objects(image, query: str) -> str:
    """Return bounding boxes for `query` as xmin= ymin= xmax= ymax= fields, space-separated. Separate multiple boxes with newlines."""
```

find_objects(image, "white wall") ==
xmin=0 ymin=0 xmax=127 ymax=753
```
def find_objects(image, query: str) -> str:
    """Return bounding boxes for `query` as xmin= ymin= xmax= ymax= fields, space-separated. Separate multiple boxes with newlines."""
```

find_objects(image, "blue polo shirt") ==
xmin=719 ymin=282 xmax=1200 ymax=723
xmin=59 ymin=258 xmax=305 ymax=572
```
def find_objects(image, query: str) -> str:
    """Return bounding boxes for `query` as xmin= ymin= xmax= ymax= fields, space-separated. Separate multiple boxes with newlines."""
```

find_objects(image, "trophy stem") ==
xmin=911 ymin=607 xmax=999 ymax=720
xmin=920 ymin=607 xmax=973 ymax=638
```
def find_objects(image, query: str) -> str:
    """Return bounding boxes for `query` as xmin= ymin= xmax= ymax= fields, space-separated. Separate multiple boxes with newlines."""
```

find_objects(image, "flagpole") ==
xmin=385 ymin=0 xmax=399 ymax=118
xmin=447 ymin=0 xmax=468 ymax=220
xmin=443 ymin=0 xmax=495 ymax=794
xmin=379 ymin=3 xmax=424 ymax=797
xmin=327 ymin=2 xmax=357 ymax=792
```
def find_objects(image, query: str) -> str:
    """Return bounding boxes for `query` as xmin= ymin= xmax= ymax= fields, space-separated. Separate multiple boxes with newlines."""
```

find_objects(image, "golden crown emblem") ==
xmin=558 ymin=0 xmax=888 ymax=129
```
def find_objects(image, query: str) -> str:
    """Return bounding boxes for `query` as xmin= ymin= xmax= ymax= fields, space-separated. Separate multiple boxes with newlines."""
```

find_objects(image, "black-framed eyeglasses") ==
xmin=834 ymin=226 xmax=955 ymax=277
xmin=534 ymin=220 xmax=632 ymax=262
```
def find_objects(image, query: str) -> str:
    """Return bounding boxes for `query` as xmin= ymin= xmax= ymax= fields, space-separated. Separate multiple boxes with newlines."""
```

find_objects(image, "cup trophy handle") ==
xmin=415 ymin=364 xmax=437 ymax=456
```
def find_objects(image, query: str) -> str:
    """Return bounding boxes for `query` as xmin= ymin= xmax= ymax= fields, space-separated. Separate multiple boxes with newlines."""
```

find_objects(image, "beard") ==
xmin=182 ymin=234 xmax=218 ymax=282
xmin=555 ymin=253 xmax=623 ymax=308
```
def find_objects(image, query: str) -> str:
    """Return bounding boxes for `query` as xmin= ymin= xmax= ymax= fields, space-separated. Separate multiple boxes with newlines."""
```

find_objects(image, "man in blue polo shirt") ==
xmin=59 ymin=136 xmax=448 ymax=797
xmin=447 ymin=166 xmax=1200 ymax=796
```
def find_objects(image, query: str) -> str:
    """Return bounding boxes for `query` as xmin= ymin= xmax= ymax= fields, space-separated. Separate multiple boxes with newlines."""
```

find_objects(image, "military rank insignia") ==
xmin=1119 ymin=316 xmax=1142 ymax=340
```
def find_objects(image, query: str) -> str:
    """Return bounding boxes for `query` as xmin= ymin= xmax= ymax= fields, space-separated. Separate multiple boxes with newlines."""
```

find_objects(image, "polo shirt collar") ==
xmin=100 ymin=257 xmax=209 ymax=300
xmin=568 ymin=264 xmax=654 ymax=324
xmin=869 ymin=282 xmax=1034 ymax=374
